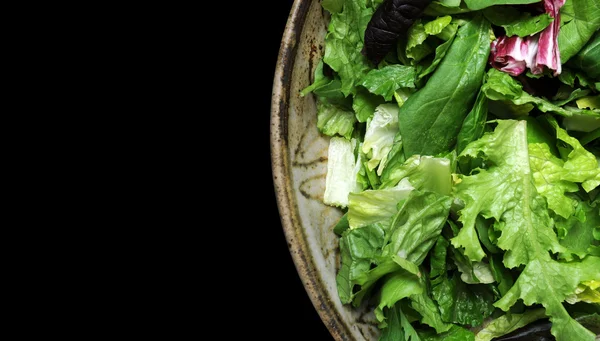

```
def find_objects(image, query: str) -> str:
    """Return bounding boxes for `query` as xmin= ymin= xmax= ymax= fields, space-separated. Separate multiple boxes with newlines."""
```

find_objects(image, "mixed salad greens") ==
xmin=302 ymin=0 xmax=600 ymax=340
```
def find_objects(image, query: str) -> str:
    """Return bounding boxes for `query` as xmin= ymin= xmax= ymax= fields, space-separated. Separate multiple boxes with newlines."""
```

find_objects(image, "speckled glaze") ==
xmin=271 ymin=1 xmax=379 ymax=340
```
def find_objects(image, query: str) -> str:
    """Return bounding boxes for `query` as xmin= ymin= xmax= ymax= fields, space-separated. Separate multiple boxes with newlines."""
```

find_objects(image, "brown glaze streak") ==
xmin=270 ymin=1 xmax=355 ymax=340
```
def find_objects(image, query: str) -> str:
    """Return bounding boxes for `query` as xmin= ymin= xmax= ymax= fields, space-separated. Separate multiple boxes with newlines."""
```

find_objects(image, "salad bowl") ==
xmin=271 ymin=0 xmax=600 ymax=340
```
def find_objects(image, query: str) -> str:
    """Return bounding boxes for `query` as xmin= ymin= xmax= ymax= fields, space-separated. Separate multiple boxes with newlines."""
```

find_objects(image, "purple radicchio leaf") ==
xmin=489 ymin=0 xmax=566 ymax=76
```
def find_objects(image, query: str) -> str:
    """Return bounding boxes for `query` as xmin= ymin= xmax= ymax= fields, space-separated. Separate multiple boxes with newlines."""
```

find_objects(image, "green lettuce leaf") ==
xmin=380 ymin=303 xmax=422 ymax=341
xmin=380 ymin=154 xmax=452 ymax=194
xmin=432 ymin=273 xmax=496 ymax=327
xmin=382 ymin=190 xmax=453 ymax=265
xmin=324 ymin=137 xmax=362 ymax=207
xmin=419 ymin=325 xmax=475 ymax=341
xmin=360 ymin=65 xmax=417 ymax=101
xmin=569 ymin=32 xmax=600 ymax=80
xmin=456 ymin=88 xmax=488 ymax=154
xmin=363 ymin=104 xmax=400 ymax=175
xmin=483 ymin=6 xmax=553 ymax=37
xmin=324 ymin=0 xmax=373 ymax=96
xmin=322 ymin=0 xmax=343 ymax=13
xmin=452 ymin=120 xmax=564 ymax=264
xmin=410 ymin=287 xmax=453 ymax=333
xmin=474 ymin=309 xmax=547 ymax=341
xmin=336 ymin=223 xmax=386 ymax=304
xmin=558 ymin=0 xmax=600 ymax=63
xmin=317 ymin=100 xmax=357 ymax=139
xmin=495 ymin=256 xmax=600 ymax=341
xmin=482 ymin=69 xmax=600 ymax=118
xmin=301 ymin=60 xmax=346 ymax=102
xmin=424 ymin=16 xmax=453 ymax=35
xmin=418 ymin=25 xmax=457 ymax=80
xmin=406 ymin=20 xmax=434 ymax=63
xmin=556 ymin=201 xmax=600 ymax=260
xmin=376 ymin=270 xmax=423 ymax=323
xmin=463 ymin=0 xmax=539 ymax=11
xmin=347 ymin=178 xmax=414 ymax=229
xmin=353 ymin=88 xmax=385 ymax=123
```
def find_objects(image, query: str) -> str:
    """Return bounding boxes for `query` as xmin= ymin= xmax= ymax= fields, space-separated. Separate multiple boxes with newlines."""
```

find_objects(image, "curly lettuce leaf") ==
xmin=556 ymin=201 xmax=600 ymax=260
xmin=451 ymin=120 xmax=564 ymax=264
xmin=495 ymin=256 xmax=600 ymax=341
xmin=474 ymin=309 xmax=547 ymax=341
xmin=324 ymin=0 xmax=373 ymax=96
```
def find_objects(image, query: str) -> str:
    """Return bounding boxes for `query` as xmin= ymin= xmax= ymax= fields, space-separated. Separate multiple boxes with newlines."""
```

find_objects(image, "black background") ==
xmin=259 ymin=0 xmax=333 ymax=339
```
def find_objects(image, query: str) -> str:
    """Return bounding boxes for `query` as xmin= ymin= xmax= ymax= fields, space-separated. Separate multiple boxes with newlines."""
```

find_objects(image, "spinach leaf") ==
xmin=456 ymin=88 xmax=488 ymax=154
xmin=398 ymin=14 xmax=490 ymax=158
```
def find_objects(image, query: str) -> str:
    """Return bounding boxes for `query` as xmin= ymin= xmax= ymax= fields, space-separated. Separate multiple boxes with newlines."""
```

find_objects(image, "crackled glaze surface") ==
xmin=271 ymin=1 xmax=379 ymax=340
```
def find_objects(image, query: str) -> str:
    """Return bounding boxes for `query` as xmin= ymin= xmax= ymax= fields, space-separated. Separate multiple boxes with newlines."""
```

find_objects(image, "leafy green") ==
xmin=569 ymin=32 xmax=600 ymax=79
xmin=382 ymin=190 xmax=453 ymax=265
xmin=398 ymin=14 xmax=491 ymax=158
xmin=406 ymin=20 xmax=434 ymax=63
xmin=456 ymin=88 xmax=488 ymax=154
xmin=324 ymin=137 xmax=361 ymax=207
xmin=410 ymin=287 xmax=453 ymax=333
xmin=577 ymin=96 xmax=600 ymax=110
xmin=424 ymin=16 xmax=453 ymax=35
xmin=558 ymin=0 xmax=600 ymax=63
xmin=432 ymin=273 xmax=496 ymax=327
xmin=482 ymin=69 xmax=600 ymax=118
xmin=380 ymin=304 xmax=421 ymax=341
xmin=376 ymin=270 xmax=423 ymax=322
xmin=483 ymin=6 xmax=553 ymax=37
xmin=317 ymin=100 xmax=357 ymax=139
xmin=419 ymin=325 xmax=475 ymax=341
xmin=322 ymin=0 xmax=344 ymax=13
xmin=353 ymin=88 xmax=385 ymax=122
xmin=336 ymin=223 xmax=386 ymax=304
xmin=452 ymin=120 xmax=564 ymax=264
xmin=361 ymin=65 xmax=417 ymax=101
xmin=474 ymin=309 xmax=547 ymax=341
xmin=556 ymin=201 xmax=600 ymax=260
xmin=380 ymin=155 xmax=453 ymax=194
xmin=463 ymin=0 xmax=540 ymax=11
xmin=324 ymin=0 xmax=373 ymax=96
xmin=418 ymin=25 xmax=458 ymax=80
xmin=363 ymin=104 xmax=400 ymax=175
xmin=495 ymin=256 xmax=600 ymax=341
xmin=347 ymin=178 xmax=414 ymax=229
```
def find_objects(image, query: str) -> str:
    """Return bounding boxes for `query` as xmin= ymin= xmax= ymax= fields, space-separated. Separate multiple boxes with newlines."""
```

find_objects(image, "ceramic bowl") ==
xmin=271 ymin=1 xmax=379 ymax=339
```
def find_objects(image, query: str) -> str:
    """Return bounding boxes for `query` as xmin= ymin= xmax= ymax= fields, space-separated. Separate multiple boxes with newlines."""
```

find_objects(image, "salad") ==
xmin=301 ymin=0 xmax=600 ymax=340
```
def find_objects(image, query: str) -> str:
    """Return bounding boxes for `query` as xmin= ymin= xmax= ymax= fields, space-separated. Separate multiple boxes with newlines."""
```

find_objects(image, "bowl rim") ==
xmin=270 ymin=0 xmax=352 ymax=340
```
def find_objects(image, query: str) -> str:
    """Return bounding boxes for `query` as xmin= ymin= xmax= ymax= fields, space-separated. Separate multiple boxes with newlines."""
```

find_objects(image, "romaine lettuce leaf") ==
xmin=380 ymin=154 xmax=452 ymax=194
xmin=495 ymin=256 xmax=600 ymax=341
xmin=347 ymin=178 xmax=414 ymax=229
xmin=324 ymin=137 xmax=362 ymax=207
xmin=474 ymin=309 xmax=547 ymax=341
xmin=362 ymin=104 xmax=399 ymax=175
xmin=317 ymin=100 xmax=357 ymax=139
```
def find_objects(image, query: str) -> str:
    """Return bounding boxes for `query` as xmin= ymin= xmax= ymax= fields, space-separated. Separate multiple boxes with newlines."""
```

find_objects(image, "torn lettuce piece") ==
xmin=382 ymin=190 xmax=453 ymax=265
xmin=483 ymin=6 xmax=554 ymax=38
xmin=362 ymin=104 xmax=399 ymax=175
xmin=452 ymin=120 xmax=564 ymax=264
xmin=474 ymin=309 xmax=547 ymax=341
xmin=360 ymin=65 xmax=417 ymax=101
xmin=556 ymin=201 xmax=600 ymax=260
xmin=380 ymin=155 xmax=452 ymax=195
xmin=317 ymin=100 xmax=357 ymax=139
xmin=336 ymin=223 xmax=386 ymax=304
xmin=557 ymin=0 xmax=600 ymax=64
xmin=495 ymin=256 xmax=600 ymax=341
xmin=324 ymin=137 xmax=362 ymax=207
xmin=482 ymin=69 xmax=600 ymax=118
xmin=347 ymin=178 xmax=414 ymax=229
